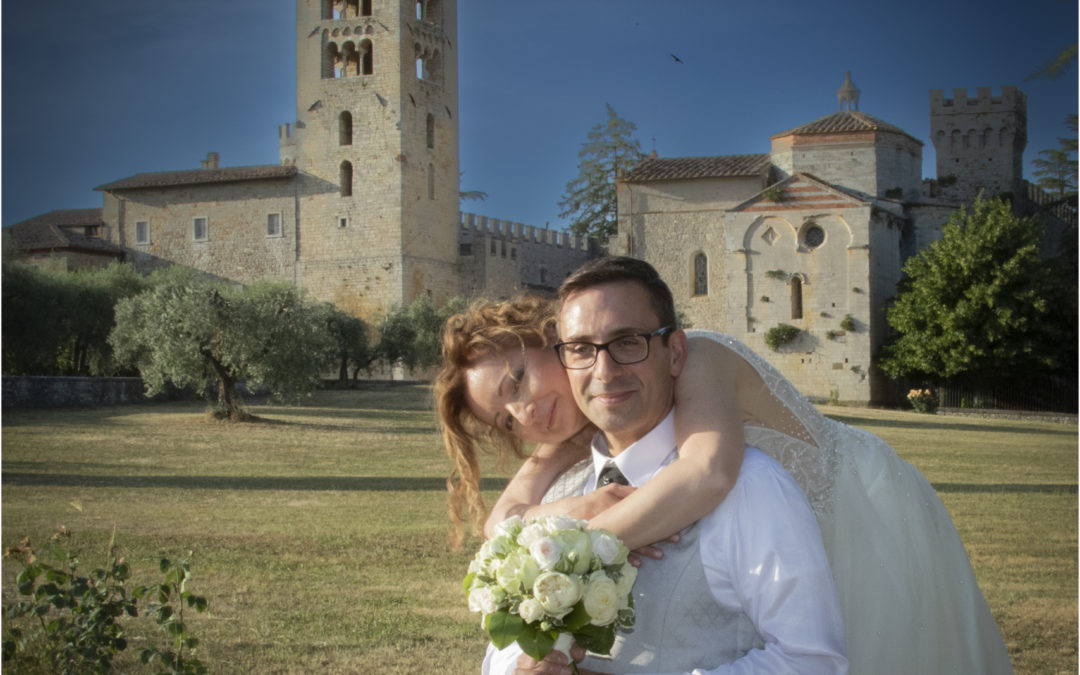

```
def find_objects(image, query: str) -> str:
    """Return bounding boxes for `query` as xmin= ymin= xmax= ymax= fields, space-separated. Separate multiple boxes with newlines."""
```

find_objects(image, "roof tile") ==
xmin=95 ymin=164 xmax=298 ymax=191
xmin=623 ymin=153 xmax=771 ymax=182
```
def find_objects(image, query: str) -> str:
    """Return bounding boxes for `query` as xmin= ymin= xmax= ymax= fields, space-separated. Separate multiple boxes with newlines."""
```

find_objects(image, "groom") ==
xmin=483 ymin=257 xmax=847 ymax=674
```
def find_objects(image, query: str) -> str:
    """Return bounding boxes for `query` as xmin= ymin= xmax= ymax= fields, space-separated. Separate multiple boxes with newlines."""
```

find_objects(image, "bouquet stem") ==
xmin=553 ymin=633 xmax=579 ymax=674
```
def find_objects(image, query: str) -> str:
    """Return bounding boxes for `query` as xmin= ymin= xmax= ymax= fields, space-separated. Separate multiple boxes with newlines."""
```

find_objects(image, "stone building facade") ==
xmin=611 ymin=78 xmax=1073 ymax=404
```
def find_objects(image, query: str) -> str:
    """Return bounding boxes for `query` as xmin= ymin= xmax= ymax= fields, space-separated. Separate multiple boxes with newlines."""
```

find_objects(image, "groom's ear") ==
xmin=667 ymin=329 xmax=688 ymax=378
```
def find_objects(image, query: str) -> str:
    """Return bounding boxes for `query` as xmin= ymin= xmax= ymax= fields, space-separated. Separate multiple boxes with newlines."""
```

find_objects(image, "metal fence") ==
xmin=937 ymin=378 xmax=1077 ymax=413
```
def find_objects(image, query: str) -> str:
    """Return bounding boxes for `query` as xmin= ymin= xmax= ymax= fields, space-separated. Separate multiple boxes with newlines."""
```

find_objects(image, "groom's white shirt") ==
xmin=483 ymin=410 xmax=847 ymax=675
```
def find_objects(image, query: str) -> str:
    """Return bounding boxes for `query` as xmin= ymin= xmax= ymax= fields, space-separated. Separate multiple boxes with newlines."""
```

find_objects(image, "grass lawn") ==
xmin=2 ymin=388 xmax=1075 ymax=673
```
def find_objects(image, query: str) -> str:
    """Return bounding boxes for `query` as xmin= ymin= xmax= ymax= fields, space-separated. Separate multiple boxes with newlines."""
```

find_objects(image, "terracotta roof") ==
xmin=622 ymin=154 xmax=771 ymax=182
xmin=771 ymin=111 xmax=920 ymax=143
xmin=8 ymin=208 xmax=122 ymax=255
xmin=95 ymin=164 xmax=298 ymax=191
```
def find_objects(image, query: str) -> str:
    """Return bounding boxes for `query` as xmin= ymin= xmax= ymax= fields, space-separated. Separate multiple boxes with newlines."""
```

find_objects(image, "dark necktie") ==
xmin=597 ymin=461 xmax=629 ymax=487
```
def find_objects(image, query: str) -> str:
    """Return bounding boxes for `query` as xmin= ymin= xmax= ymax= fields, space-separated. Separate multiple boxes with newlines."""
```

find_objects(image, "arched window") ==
xmin=342 ymin=42 xmax=359 ymax=77
xmin=416 ymin=56 xmax=425 ymax=80
xmin=360 ymin=39 xmax=373 ymax=75
xmin=324 ymin=42 xmax=342 ymax=79
xmin=790 ymin=277 xmax=803 ymax=320
xmin=427 ymin=163 xmax=435 ymax=199
xmin=426 ymin=113 xmax=435 ymax=149
xmin=339 ymin=111 xmax=352 ymax=146
xmin=416 ymin=1 xmax=423 ymax=20
xmin=693 ymin=252 xmax=708 ymax=296
xmin=340 ymin=161 xmax=353 ymax=197
xmin=361 ymin=0 xmax=372 ymax=16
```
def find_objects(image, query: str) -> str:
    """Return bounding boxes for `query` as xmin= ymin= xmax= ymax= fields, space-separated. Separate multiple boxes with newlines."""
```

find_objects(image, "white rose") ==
xmin=582 ymin=572 xmax=619 ymax=626
xmin=589 ymin=530 xmax=621 ymax=565
xmin=555 ymin=529 xmax=593 ymax=575
xmin=532 ymin=571 xmax=583 ymax=617
xmin=615 ymin=562 xmax=638 ymax=599
xmin=516 ymin=523 xmax=546 ymax=549
xmin=468 ymin=586 xmax=501 ymax=615
xmin=494 ymin=515 xmax=525 ymax=540
xmin=529 ymin=536 xmax=563 ymax=571
xmin=517 ymin=597 xmax=545 ymax=624
xmin=545 ymin=515 xmax=581 ymax=533
xmin=496 ymin=549 xmax=540 ymax=594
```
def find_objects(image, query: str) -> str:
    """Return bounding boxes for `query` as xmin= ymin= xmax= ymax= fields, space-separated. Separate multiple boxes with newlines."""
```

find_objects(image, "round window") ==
xmin=804 ymin=225 xmax=825 ymax=249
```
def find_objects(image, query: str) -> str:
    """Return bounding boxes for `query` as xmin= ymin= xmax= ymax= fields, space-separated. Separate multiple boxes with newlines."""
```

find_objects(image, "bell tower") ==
xmin=280 ymin=0 xmax=460 ymax=319
xmin=929 ymin=86 xmax=1026 ymax=204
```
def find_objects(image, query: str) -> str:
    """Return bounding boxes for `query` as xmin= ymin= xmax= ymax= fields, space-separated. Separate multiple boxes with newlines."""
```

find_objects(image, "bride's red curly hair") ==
xmin=434 ymin=295 xmax=558 ymax=549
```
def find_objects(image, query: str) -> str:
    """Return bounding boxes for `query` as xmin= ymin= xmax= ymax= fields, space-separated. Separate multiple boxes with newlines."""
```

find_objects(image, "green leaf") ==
xmin=561 ymin=602 xmax=591 ymax=632
xmin=516 ymin=624 xmax=556 ymax=662
xmin=574 ymin=624 xmax=617 ymax=655
xmin=462 ymin=571 xmax=476 ymax=592
xmin=484 ymin=610 xmax=525 ymax=650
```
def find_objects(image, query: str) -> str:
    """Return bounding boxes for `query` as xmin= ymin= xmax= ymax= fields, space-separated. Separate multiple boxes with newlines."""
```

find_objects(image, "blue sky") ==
xmin=3 ymin=0 xmax=1076 ymax=229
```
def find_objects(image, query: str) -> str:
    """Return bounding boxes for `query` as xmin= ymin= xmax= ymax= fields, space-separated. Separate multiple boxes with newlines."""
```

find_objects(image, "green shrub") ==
xmin=840 ymin=315 xmax=856 ymax=331
xmin=2 ymin=528 xmax=209 ymax=675
xmin=764 ymin=324 xmax=801 ymax=351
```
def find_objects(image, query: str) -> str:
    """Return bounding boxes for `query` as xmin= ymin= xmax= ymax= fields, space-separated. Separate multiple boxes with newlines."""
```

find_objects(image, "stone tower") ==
xmin=929 ymin=86 xmax=1027 ymax=203
xmin=279 ymin=0 xmax=460 ymax=319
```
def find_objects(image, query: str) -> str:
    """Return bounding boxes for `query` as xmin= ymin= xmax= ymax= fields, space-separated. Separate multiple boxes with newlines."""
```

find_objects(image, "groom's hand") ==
xmin=512 ymin=650 xmax=572 ymax=674
xmin=512 ymin=645 xmax=608 ymax=675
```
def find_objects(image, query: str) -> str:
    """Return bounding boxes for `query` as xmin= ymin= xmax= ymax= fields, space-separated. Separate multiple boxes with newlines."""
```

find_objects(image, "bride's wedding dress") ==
xmin=691 ymin=330 xmax=1014 ymax=674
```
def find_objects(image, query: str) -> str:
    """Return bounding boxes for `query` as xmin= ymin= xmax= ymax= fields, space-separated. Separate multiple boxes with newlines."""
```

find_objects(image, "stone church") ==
xmin=9 ymin=3 xmax=1072 ymax=403
xmin=610 ymin=74 xmax=1073 ymax=403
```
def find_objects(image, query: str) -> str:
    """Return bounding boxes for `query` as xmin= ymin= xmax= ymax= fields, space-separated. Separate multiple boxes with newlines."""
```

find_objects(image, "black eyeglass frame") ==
xmin=553 ymin=326 xmax=672 ymax=369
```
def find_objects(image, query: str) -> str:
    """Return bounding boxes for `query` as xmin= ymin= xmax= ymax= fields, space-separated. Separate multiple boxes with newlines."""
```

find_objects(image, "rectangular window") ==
xmin=338 ymin=217 xmax=348 ymax=229
xmin=135 ymin=221 xmax=149 ymax=245
xmin=193 ymin=217 xmax=208 ymax=241
xmin=267 ymin=213 xmax=282 ymax=237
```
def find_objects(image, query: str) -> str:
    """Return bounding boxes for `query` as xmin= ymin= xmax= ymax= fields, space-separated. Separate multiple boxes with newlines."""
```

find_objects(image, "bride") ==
xmin=435 ymin=285 xmax=1012 ymax=673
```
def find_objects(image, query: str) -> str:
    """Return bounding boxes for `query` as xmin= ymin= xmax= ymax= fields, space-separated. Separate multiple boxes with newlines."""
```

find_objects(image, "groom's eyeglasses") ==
xmin=553 ymin=326 xmax=671 ymax=370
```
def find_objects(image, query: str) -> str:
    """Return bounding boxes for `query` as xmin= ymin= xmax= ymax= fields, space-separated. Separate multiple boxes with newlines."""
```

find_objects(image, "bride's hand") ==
xmin=559 ymin=483 xmax=634 ymax=521
xmin=628 ymin=533 xmax=681 ymax=567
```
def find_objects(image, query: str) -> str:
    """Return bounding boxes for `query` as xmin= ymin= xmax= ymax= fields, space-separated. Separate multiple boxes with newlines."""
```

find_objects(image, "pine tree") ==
xmin=1032 ymin=114 xmax=1078 ymax=208
xmin=558 ymin=104 xmax=645 ymax=241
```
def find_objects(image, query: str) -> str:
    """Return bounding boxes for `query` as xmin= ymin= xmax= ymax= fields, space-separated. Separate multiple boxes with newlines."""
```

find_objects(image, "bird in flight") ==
xmin=670 ymin=53 xmax=684 ymax=64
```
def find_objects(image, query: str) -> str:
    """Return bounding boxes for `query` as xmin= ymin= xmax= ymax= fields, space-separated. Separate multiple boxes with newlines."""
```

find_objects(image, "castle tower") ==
xmin=280 ymin=0 xmax=460 ymax=319
xmin=929 ymin=86 xmax=1027 ymax=203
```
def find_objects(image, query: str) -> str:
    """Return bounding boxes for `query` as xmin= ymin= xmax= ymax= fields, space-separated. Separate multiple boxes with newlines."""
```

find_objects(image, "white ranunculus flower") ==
xmin=532 ymin=571 xmax=583 ymax=617
xmin=468 ymin=586 xmax=500 ymax=615
xmin=529 ymin=536 xmax=563 ymax=571
xmin=582 ymin=572 xmax=619 ymax=626
xmin=517 ymin=597 xmax=545 ymax=624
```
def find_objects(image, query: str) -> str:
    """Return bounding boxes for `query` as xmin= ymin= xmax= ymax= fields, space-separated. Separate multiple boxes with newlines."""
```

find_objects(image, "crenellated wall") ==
xmin=457 ymin=212 xmax=600 ymax=298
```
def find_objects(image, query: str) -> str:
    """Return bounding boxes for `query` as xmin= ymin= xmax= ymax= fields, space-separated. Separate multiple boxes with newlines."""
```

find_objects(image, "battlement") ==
xmin=929 ymin=86 xmax=1026 ymax=115
xmin=458 ymin=212 xmax=591 ymax=252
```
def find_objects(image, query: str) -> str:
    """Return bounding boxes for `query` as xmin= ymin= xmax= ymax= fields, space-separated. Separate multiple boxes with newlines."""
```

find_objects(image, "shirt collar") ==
xmin=590 ymin=409 xmax=677 ymax=487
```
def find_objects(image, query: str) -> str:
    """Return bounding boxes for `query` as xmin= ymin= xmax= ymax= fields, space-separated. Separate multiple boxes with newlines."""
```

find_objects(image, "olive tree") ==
xmin=109 ymin=267 xmax=335 ymax=419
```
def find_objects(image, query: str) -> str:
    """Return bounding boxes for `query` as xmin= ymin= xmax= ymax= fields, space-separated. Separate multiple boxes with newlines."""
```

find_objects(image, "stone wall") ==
xmin=104 ymin=180 xmax=298 ymax=284
xmin=3 ymin=376 xmax=150 ymax=409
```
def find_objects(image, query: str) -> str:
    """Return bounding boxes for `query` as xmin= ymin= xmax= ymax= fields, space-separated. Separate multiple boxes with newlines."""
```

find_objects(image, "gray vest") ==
xmin=544 ymin=461 xmax=765 ymax=672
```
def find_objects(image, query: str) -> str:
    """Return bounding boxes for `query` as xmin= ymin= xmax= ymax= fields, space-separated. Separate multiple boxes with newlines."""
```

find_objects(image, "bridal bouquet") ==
xmin=464 ymin=515 xmax=637 ymax=665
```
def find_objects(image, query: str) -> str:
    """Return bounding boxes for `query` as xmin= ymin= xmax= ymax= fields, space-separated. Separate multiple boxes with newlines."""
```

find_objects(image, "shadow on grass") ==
xmin=2 ymin=472 xmax=1073 ymax=494
xmin=825 ymin=413 xmax=1077 ymax=436
xmin=1 ymin=472 xmax=510 ymax=492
